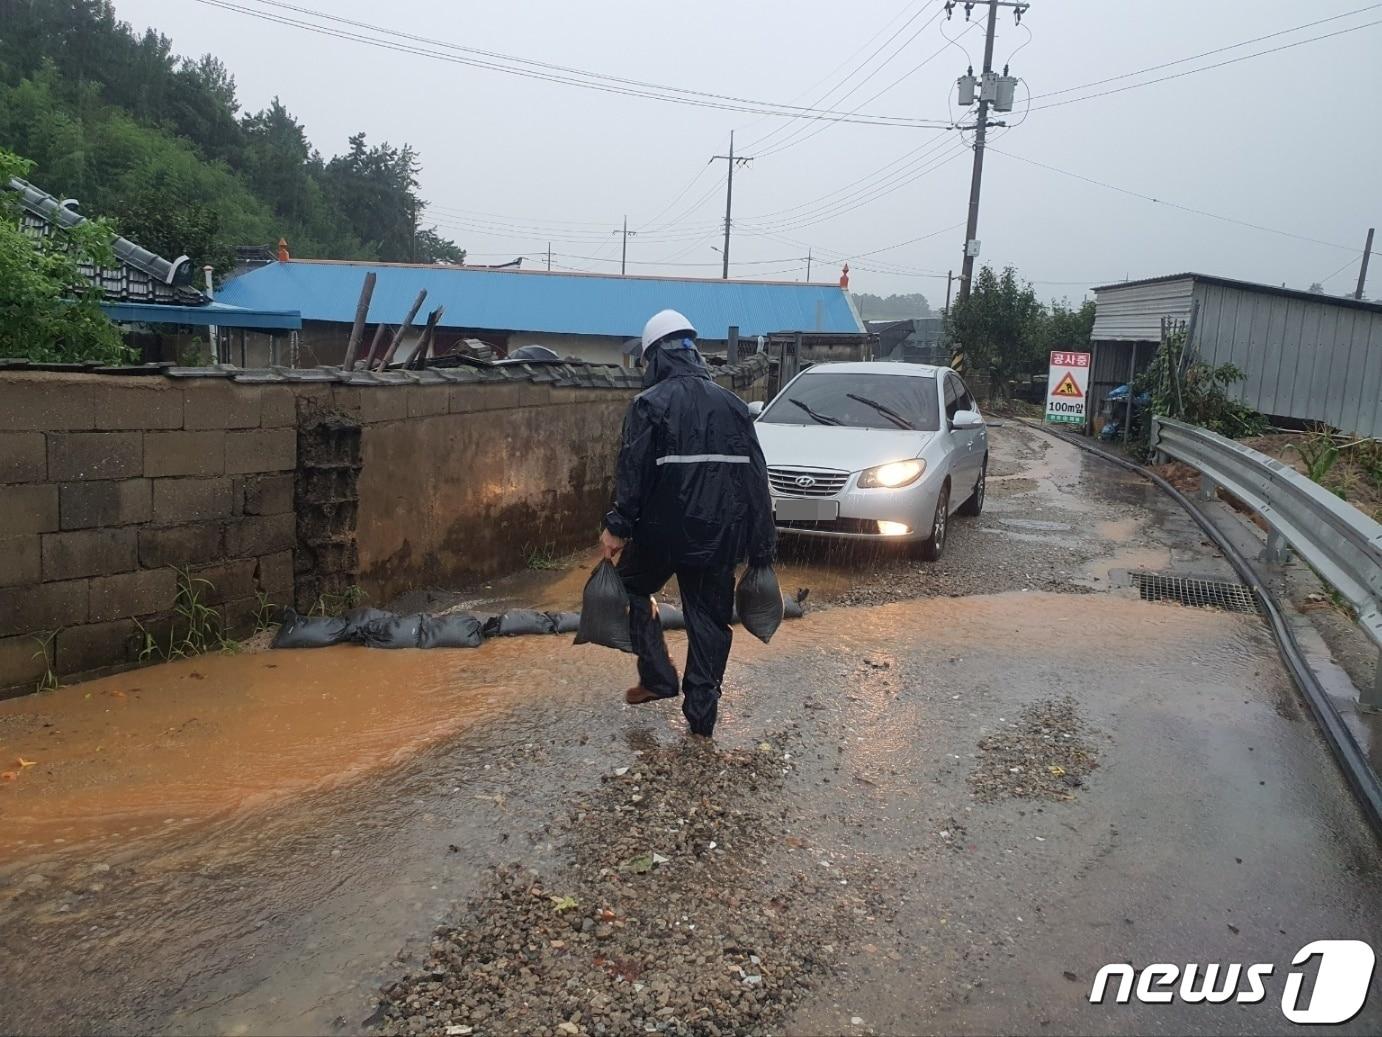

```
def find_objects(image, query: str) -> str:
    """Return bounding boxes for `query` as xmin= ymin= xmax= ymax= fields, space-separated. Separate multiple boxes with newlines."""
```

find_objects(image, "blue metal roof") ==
xmin=217 ymin=261 xmax=863 ymax=339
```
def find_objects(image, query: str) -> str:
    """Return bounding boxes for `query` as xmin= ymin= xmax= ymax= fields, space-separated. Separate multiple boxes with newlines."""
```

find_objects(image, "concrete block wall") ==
xmin=0 ymin=374 xmax=297 ymax=693
xmin=0 ymin=355 xmax=771 ymax=694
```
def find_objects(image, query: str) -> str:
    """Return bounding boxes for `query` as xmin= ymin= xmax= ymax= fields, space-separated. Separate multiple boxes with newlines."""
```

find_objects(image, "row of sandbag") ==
xmin=270 ymin=591 xmax=807 ymax=651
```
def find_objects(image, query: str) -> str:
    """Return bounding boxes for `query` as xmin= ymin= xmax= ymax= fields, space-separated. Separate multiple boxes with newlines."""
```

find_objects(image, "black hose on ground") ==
xmin=1016 ymin=418 xmax=1382 ymax=836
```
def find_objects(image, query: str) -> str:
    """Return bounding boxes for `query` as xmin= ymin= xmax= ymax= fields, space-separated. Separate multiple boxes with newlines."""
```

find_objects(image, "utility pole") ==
xmin=613 ymin=216 xmax=637 ymax=276
xmin=546 ymin=242 xmax=552 ymax=271
xmin=806 ymin=249 xmax=813 ymax=281
xmin=712 ymin=131 xmax=754 ymax=279
xmin=1356 ymin=227 xmax=1375 ymax=300
xmin=951 ymin=0 xmax=1028 ymax=302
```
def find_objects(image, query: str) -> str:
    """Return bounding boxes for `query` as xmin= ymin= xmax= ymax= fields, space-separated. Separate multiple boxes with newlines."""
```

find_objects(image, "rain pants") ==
xmin=603 ymin=341 xmax=775 ymax=735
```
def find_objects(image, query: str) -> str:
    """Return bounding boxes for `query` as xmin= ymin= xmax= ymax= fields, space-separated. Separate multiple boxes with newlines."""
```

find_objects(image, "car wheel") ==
xmin=914 ymin=481 xmax=949 ymax=561
xmin=958 ymin=457 xmax=987 ymax=516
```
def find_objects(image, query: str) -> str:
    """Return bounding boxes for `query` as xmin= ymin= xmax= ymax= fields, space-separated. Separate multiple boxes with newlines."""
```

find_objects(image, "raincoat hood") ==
xmin=642 ymin=339 xmax=711 ymax=389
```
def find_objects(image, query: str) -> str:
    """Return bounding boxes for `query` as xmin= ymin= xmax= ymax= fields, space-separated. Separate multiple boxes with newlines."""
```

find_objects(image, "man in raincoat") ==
xmin=599 ymin=309 xmax=776 ymax=737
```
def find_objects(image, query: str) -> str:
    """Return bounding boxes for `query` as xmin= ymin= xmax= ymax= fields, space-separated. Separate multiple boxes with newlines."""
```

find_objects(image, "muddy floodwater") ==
xmin=2 ymin=423 xmax=1377 ymax=1037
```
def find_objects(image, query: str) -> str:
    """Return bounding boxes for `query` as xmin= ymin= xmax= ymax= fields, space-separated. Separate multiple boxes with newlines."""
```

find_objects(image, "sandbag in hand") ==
xmin=574 ymin=559 xmax=634 ymax=653
xmin=735 ymin=564 xmax=784 ymax=644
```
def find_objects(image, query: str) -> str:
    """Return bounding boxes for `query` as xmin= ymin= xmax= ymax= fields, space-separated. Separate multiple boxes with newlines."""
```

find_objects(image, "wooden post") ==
xmin=342 ymin=271 xmax=377 ymax=370
xmin=409 ymin=307 xmax=445 ymax=369
xmin=363 ymin=323 xmax=389 ymax=370
xmin=377 ymin=289 xmax=427 ymax=369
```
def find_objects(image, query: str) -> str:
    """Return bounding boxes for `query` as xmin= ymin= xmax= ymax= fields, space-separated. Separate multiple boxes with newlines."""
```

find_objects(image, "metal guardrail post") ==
xmin=1152 ymin=416 xmax=1382 ymax=714
xmin=1263 ymin=529 xmax=1291 ymax=566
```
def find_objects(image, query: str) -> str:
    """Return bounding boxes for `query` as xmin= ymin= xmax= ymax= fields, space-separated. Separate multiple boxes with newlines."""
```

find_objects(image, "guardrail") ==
xmin=1151 ymin=416 xmax=1382 ymax=709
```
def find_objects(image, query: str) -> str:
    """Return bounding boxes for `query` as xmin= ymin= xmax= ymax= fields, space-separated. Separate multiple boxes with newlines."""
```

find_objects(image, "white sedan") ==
xmin=748 ymin=362 xmax=987 ymax=560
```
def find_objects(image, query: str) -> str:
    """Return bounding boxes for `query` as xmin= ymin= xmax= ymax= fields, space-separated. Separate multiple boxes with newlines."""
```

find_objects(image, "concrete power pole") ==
xmin=957 ymin=0 xmax=1000 ymax=307
xmin=613 ymin=216 xmax=637 ymax=275
xmin=1356 ymin=227 xmax=1375 ymax=300
xmin=949 ymin=0 xmax=1029 ymax=374
xmin=712 ymin=132 xmax=754 ymax=279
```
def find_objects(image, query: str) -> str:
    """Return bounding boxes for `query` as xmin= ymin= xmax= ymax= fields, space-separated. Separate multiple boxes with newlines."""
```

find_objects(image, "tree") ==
xmin=944 ymin=265 xmax=1042 ymax=396
xmin=852 ymin=292 xmax=932 ymax=320
xmin=0 ymin=149 xmax=128 ymax=364
xmin=1030 ymin=298 xmax=1096 ymax=361
xmin=0 ymin=7 xmax=466 ymax=268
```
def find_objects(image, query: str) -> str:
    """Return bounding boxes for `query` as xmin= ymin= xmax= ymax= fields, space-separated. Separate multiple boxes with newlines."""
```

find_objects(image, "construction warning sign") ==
xmin=1045 ymin=350 xmax=1091 ymax=426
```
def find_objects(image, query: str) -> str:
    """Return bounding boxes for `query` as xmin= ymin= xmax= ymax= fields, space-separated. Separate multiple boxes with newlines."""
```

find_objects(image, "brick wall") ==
xmin=0 ymin=356 xmax=770 ymax=694
xmin=0 ymin=375 xmax=296 ymax=693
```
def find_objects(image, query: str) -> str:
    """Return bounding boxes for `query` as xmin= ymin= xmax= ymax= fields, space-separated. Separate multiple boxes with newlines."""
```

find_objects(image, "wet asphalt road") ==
xmin=0 ymin=423 xmax=1378 ymax=1035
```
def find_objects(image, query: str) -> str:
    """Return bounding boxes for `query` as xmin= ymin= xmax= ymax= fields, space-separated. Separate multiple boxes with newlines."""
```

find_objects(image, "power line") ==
xmin=1027 ymin=16 xmax=1382 ymax=114
xmin=988 ymin=148 xmax=1382 ymax=256
xmin=1029 ymin=4 xmax=1382 ymax=103
xmin=748 ymin=2 xmax=951 ymax=156
xmin=191 ymin=0 xmax=953 ymax=127
xmin=734 ymin=0 xmax=925 ymax=139
xmin=748 ymin=131 xmax=955 ymax=223
xmin=745 ymin=1 xmax=941 ymax=152
xmin=741 ymin=143 xmax=969 ymax=235
xmin=755 ymin=18 xmax=974 ymax=161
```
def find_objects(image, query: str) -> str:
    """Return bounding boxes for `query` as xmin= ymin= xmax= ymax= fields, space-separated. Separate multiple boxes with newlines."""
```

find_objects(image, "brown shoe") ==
xmin=625 ymin=685 xmax=662 ymax=705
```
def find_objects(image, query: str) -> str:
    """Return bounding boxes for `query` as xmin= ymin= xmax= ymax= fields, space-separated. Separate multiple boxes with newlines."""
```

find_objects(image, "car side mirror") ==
xmin=746 ymin=400 xmax=765 ymax=417
xmin=952 ymin=409 xmax=983 ymax=429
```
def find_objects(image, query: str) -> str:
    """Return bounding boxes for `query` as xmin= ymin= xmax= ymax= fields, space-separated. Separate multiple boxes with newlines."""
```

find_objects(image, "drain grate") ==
xmin=1128 ymin=572 xmax=1259 ymax=614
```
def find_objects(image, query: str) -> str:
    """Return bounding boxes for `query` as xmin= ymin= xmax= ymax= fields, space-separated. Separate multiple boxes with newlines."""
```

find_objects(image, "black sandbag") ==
xmin=653 ymin=601 xmax=686 ymax=631
xmin=342 ymin=607 xmax=393 ymax=643
xmin=483 ymin=609 xmax=558 ymax=637
xmin=271 ymin=609 xmax=350 ymax=649
xmin=418 ymin=612 xmax=485 ymax=649
xmin=783 ymin=588 xmax=810 ymax=619
xmin=574 ymin=559 xmax=633 ymax=653
xmin=549 ymin=611 xmax=581 ymax=635
xmin=735 ymin=565 xmax=785 ymax=644
xmin=361 ymin=612 xmax=425 ymax=649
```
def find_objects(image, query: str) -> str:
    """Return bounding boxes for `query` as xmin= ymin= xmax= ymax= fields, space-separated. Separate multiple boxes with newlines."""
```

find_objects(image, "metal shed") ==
xmin=1091 ymin=274 xmax=1382 ymax=437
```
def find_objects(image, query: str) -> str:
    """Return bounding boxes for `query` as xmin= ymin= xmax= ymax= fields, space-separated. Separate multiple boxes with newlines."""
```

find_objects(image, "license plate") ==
xmin=773 ymin=497 xmax=839 ymax=522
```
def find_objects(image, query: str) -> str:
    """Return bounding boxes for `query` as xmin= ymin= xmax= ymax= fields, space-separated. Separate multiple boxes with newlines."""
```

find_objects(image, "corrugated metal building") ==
xmin=1090 ymin=273 xmax=1382 ymax=437
xmin=218 ymin=259 xmax=864 ymax=367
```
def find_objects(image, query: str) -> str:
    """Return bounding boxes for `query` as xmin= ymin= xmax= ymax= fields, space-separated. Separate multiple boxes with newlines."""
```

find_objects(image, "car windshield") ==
xmin=759 ymin=372 xmax=940 ymax=432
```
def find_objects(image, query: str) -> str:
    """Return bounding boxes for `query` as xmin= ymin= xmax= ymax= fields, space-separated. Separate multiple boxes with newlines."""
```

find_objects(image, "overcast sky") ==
xmin=114 ymin=0 xmax=1382 ymax=304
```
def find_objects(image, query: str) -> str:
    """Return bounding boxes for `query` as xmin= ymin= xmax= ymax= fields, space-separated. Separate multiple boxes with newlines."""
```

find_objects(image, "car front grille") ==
xmin=777 ymin=518 xmax=881 ymax=535
xmin=768 ymin=466 xmax=850 ymax=498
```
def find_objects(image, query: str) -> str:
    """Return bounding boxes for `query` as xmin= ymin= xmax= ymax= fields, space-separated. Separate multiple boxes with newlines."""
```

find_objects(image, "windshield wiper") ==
xmin=788 ymin=398 xmax=844 ymax=426
xmin=845 ymin=393 xmax=916 ymax=431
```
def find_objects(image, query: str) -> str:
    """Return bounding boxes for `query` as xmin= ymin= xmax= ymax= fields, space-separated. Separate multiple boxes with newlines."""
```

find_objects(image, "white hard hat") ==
xmin=641 ymin=309 xmax=697 ymax=354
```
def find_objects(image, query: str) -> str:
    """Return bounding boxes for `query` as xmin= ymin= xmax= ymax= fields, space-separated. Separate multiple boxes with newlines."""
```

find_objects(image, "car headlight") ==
xmin=858 ymin=459 xmax=925 ymax=489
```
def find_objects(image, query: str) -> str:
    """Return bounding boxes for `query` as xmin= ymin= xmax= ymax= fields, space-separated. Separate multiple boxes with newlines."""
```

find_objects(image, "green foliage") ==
xmin=852 ymin=292 xmax=932 ymax=320
xmin=1289 ymin=429 xmax=1341 ymax=483
xmin=135 ymin=566 xmax=240 ymax=661
xmin=1029 ymin=298 xmax=1097 ymax=358
xmin=944 ymin=265 xmax=1043 ymax=395
xmin=525 ymin=543 xmax=565 ymax=571
xmin=1135 ymin=329 xmax=1265 ymax=440
xmin=0 ymin=3 xmax=463 ymax=272
xmin=0 ymin=148 xmax=129 ymax=363
xmin=30 ymin=631 xmax=60 ymax=694
xmin=311 ymin=584 xmax=365 ymax=617
xmin=253 ymin=590 xmax=279 ymax=635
